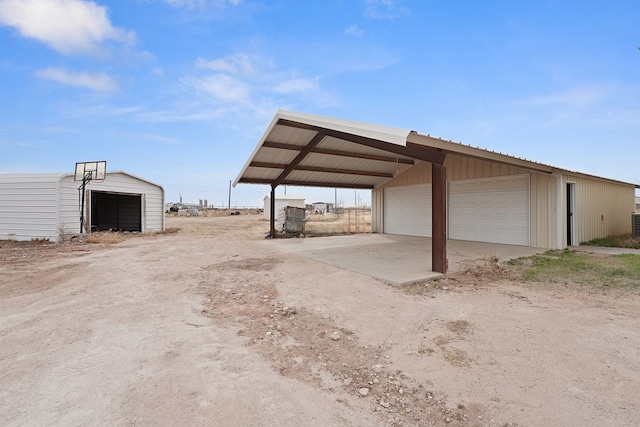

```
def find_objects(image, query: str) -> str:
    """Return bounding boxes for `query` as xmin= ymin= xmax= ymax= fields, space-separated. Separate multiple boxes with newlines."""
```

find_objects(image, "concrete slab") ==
xmin=265 ymin=234 xmax=547 ymax=285
xmin=571 ymin=246 xmax=640 ymax=255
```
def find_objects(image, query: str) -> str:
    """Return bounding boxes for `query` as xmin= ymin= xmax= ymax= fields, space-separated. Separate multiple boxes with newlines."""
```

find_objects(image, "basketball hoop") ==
xmin=75 ymin=161 xmax=106 ymax=182
xmin=75 ymin=161 xmax=107 ymax=234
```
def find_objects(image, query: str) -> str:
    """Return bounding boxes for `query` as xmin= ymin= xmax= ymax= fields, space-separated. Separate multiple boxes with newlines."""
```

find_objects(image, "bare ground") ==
xmin=1 ymin=214 xmax=639 ymax=426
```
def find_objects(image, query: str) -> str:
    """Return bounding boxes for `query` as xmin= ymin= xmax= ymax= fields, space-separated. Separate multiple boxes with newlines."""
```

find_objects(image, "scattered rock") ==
xmin=358 ymin=387 xmax=370 ymax=397
xmin=330 ymin=331 xmax=341 ymax=341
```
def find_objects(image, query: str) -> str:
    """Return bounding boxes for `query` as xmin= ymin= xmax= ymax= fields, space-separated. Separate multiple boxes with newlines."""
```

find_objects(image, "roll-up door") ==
xmin=383 ymin=184 xmax=432 ymax=237
xmin=90 ymin=191 xmax=142 ymax=232
xmin=449 ymin=175 xmax=529 ymax=245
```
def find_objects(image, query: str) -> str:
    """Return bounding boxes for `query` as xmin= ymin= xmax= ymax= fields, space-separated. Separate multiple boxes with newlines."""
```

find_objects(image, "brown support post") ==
xmin=432 ymin=163 xmax=447 ymax=273
xmin=270 ymin=185 xmax=276 ymax=238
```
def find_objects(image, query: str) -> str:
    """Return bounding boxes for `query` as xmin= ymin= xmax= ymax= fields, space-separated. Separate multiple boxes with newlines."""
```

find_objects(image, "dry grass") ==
xmin=433 ymin=335 xmax=451 ymax=346
xmin=166 ymin=209 xmax=263 ymax=218
xmin=83 ymin=232 xmax=125 ymax=244
xmin=0 ymin=239 xmax=54 ymax=248
xmin=446 ymin=320 xmax=471 ymax=335
xmin=581 ymin=234 xmax=640 ymax=249
xmin=304 ymin=210 xmax=371 ymax=235
xmin=457 ymin=255 xmax=512 ymax=281
xmin=151 ymin=227 xmax=181 ymax=235
xmin=442 ymin=347 xmax=471 ymax=367
xmin=433 ymin=329 xmax=472 ymax=367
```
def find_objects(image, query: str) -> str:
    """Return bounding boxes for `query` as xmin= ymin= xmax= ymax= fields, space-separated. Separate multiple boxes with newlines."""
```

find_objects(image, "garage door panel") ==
xmin=449 ymin=175 xmax=529 ymax=246
xmin=384 ymin=185 xmax=432 ymax=237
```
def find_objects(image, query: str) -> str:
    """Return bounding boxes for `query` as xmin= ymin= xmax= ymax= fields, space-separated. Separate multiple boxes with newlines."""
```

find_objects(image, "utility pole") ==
xmin=228 ymin=180 xmax=231 ymax=209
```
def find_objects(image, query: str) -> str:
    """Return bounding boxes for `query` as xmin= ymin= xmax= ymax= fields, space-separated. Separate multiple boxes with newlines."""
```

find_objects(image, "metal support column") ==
xmin=432 ymin=163 xmax=447 ymax=273
xmin=270 ymin=185 xmax=276 ymax=238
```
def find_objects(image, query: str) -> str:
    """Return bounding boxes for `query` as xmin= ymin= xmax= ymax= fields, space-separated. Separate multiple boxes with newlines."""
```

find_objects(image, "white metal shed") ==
xmin=0 ymin=171 xmax=165 ymax=242
xmin=262 ymin=195 xmax=306 ymax=220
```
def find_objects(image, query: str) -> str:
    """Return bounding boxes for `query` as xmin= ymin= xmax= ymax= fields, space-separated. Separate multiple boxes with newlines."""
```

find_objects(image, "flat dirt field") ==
xmin=1 ymin=214 xmax=639 ymax=426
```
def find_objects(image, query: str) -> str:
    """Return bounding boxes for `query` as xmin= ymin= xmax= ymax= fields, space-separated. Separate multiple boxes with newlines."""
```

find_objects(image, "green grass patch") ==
xmin=581 ymin=234 xmax=640 ymax=249
xmin=509 ymin=249 xmax=640 ymax=288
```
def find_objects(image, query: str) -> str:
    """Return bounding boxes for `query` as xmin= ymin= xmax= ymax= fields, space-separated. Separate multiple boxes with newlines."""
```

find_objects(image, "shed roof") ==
xmin=235 ymin=110 xmax=639 ymax=190
xmin=0 ymin=170 xmax=163 ymax=190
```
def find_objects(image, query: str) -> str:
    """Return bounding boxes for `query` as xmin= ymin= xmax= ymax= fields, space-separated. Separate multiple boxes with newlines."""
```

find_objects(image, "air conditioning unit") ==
xmin=633 ymin=214 xmax=640 ymax=238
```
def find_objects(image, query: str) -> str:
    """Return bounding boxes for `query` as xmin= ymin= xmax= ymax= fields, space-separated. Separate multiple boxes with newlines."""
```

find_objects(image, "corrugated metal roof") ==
xmin=234 ymin=110 xmax=640 ymax=190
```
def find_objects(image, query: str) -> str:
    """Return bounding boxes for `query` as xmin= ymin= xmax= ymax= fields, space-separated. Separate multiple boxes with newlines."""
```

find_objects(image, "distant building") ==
xmin=263 ymin=195 xmax=306 ymax=220
xmin=636 ymin=196 xmax=640 ymax=213
xmin=310 ymin=202 xmax=334 ymax=214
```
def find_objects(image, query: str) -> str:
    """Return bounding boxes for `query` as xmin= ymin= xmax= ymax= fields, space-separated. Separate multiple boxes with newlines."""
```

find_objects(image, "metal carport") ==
xmin=233 ymin=110 xmax=450 ymax=273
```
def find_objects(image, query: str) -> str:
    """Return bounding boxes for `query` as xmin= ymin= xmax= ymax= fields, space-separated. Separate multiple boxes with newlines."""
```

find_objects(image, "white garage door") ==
xmin=384 ymin=184 xmax=432 ymax=237
xmin=449 ymin=174 xmax=529 ymax=245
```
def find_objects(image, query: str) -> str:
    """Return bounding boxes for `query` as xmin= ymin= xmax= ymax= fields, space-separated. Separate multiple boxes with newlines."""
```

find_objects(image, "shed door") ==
xmin=90 ymin=191 xmax=142 ymax=232
xmin=384 ymin=184 xmax=432 ymax=237
xmin=449 ymin=175 xmax=529 ymax=245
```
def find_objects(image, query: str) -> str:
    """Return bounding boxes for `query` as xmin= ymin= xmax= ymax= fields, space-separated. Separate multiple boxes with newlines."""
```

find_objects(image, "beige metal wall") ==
xmin=372 ymin=155 xmax=539 ymax=236
xmin=562 ymin=174 xmax=635 ymax=245
xmin=373 ymin=154 xmax=635 ymax=248
xmin=529 ymin=173 xmax=559 ymax=248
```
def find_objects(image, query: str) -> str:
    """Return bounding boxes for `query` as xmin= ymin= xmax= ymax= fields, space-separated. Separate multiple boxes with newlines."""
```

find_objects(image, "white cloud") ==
xmin=162 ymin=0 xmax=241 ymax=9
xmin=364 ymin=0 xmax=410 ymax=20
xmin=345 ymin=24 xmax=364 ymax=37
xmin=142 ymin=52 xmax=335 ymax=123
xmin=0 ymin=0 xmax=135 ymax=55
xmin=516 ymin=85 xmax=616 ymax=109
xmin=195 ymin=53 xmax=255 ymax=75
xmin=183 ymin=74 xmax=251 ymax=103
xmin=187 ymin=53 xmax=325 ymax=106
xmin=34 ymin=67 xmax=118 ymax=91
xmin=273 ymin=77 xmax=318 ymax=95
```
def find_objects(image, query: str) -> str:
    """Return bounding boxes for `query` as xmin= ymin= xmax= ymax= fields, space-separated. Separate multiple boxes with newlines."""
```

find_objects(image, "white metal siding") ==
xmin=383 ymin=184 xmax=432 ymax=237
xmin=58 ymin=176 xmax=81 ymax=235
xmin=0 ymin=174 xmax=61 ymax=241
xmin=449 ymin=175 xmax=530 ymax=245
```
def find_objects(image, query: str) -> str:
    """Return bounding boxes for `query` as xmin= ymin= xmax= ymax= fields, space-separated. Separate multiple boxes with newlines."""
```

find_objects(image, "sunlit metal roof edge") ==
xmin=233 ymin=110 xmax=412 ymax=187
xmin=275 ymin=110 xmax=412 ymax=146
xmin=409 ymin=130 xmax=640 ymax=189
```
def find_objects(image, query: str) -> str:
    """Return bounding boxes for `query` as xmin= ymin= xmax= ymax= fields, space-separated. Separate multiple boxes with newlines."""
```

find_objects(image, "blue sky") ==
xmin=1 ymin=0 xmax=639 ymax=207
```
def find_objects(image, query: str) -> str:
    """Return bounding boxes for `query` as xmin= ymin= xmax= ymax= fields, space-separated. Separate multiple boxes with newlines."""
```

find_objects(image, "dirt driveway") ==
xmin=1 ymin=214 xmax=639 ymax=426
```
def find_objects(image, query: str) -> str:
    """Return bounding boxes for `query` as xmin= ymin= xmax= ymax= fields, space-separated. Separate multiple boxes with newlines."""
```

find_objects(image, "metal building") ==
xmin=0 ymin=171 xmax=165 ymax=242
xmin=235 ymin=110 xmax=639 ymax=273
xmin=262 ymin=195 xmax=306 ymax=220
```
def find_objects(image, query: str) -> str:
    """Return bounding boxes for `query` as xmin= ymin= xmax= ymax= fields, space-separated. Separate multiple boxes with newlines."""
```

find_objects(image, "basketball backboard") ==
xmin=75 ymin=161 xmax=106 ymax=181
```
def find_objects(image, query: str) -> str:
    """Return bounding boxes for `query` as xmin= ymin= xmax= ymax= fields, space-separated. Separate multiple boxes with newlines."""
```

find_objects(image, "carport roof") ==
xmin=234 ymin=110 xmax=639 ymax=190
